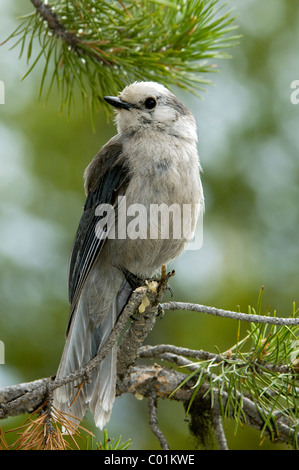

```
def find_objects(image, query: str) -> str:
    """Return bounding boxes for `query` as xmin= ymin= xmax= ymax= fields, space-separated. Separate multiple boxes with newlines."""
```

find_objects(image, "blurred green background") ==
xmin=1 ymin=0 xmax=298 ymax=450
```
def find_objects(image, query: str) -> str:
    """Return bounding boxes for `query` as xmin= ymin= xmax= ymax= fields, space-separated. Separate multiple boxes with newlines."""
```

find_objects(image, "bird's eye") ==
xmin=144 ymin=97 xmax=157 ymax=109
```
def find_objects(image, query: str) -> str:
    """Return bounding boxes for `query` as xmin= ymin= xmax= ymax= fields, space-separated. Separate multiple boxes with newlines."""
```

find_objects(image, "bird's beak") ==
xmin=104 ymin=96 xmax=133 ymax=110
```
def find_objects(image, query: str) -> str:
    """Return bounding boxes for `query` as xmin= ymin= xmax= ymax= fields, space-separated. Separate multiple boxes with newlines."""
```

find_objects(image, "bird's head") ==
xmin=104 ymin=81 xmax=197 ymax=142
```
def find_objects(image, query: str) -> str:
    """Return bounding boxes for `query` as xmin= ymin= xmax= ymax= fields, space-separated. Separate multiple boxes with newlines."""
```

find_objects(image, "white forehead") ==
xmin=119 ymin=81 xmax=169 ymax=102
xmin=115 ymin=81 xmax=197 ymax=141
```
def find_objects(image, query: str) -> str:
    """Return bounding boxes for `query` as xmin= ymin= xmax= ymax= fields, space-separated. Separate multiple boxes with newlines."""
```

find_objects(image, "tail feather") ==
xmin=89 ymin=345 xmax=117 ymax=429
xmin=88 ymin=299 xmax=117 ymax=428
xmin=53 ymin=278 xmax=132 ymax=428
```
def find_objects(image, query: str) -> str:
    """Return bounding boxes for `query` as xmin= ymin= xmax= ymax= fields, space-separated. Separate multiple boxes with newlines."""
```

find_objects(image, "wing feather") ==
xmin=66 ymin=139 xmax=129 ymax=333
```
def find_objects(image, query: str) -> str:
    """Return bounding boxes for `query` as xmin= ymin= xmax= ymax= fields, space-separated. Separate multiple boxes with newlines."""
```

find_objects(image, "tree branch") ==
xmin=2 ymin=0 xmax=238 ymax=116
xmin=148 ymin=392 xmax=170 ymax=450
xmin=117 ymin=270 xmax=175 ymax=377
xmin=116 ymin=364 xmax=297 ymax=447
xmin=1 ymin=363 xmax=297 ymax=448
xmin=1 ymin=289 xmax=298 ymax=449
xmin=139 ymin=344 xmax=223 ymax=364
xmin=138 ymin=343 xmax=297 ymax=375
xmin=212 ymin=414 xmax=228 ymax=450
xmin=30 ymin=0 xmax=79 ymax=45
xmin=29 ymin=0 xmax=114 ymax=66
xmin=162 ymin=301 xmax=299 ymax=326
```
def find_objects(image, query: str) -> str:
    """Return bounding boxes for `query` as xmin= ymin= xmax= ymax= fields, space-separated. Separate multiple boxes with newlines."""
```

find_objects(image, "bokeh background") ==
xmin=1 ymin=0 xmax=298 ymax=450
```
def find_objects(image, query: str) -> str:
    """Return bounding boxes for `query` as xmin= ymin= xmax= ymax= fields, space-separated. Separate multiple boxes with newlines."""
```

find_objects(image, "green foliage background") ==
xmin=0 ymin=0 xmax=299 ymax=449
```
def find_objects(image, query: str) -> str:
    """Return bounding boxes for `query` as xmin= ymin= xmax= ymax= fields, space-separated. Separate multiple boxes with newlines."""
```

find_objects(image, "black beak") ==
xmin=104 ymin=96 xmax=133 ymax=110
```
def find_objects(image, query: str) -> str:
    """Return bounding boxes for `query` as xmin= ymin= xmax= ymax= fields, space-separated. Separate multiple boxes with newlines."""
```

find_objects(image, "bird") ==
xmin=53 ymin=81 xmax=204 ymax=429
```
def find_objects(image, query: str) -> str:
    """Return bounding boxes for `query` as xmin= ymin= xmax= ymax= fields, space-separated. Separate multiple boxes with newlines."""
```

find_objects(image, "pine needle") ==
xmin=6 ymin=402 xmax=95 ymax=450
xmin=175 ymin=295 xmax=299 ymax=448
xmin=2 ymin=0 xmax=239 ymax=118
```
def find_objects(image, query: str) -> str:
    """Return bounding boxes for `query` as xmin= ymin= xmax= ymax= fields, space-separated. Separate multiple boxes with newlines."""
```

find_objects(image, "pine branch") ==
xmin=117 ymin=364 xmax=298 ymax=448
xmin=161 ymin=301 xmax=299 ymax=326
xmin=3 ymin=0 xmax=239 ymax=117
xmin=212 ymin=414 xmax=228 ymax=450
xmin=29 ymin=0 xmax=110 ymax=64
xmin=0 ymin=289 xmax=298 ymax=449
xmin=148 ymin=392 xmax=170 ymax=450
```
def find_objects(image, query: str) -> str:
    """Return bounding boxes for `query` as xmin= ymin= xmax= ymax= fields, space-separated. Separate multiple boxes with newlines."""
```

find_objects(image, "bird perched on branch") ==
xmin=53 ymin=81 xmax=204 ymax=429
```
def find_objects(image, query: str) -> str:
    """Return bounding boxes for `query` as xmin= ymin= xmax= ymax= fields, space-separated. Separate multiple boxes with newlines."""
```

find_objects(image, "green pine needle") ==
xmin=180 ymin=294 xmax=299 ymax=448
xmin=3 ymin=0 xmax=239 ymax=118
xmin=97 ymin=429 xmax=132 ymax=450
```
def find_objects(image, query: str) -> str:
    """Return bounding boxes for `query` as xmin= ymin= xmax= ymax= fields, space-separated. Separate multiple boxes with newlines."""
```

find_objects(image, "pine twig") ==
xmin=3 ymin=0 xmax=239 ymax=116
xmin=1 ymin=291 xmax=298 ymax=449
xmin=212 ymin=414 xmax=228 ymax=450
xmin=139 ymin=344 xmax=223 ymax=363
xmin=148 ymin=392 xmax=170 ymax=450
xmin=29 ymin=0 xmax=112 ymax=66
xmin=161 ymin=301 xmax=299 ymax=326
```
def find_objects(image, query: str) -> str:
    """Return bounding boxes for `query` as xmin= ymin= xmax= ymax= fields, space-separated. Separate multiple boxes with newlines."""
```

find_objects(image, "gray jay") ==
xmin=53 ymin=81 xmax=204 ymax=429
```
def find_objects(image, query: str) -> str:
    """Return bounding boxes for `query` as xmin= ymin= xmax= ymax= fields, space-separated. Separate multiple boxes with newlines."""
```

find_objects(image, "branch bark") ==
xmin=30 ymin=0 xmax=79 ymax=47
xmin=148 ymin=392 xmax=170 ymax=450
xmin=1 ymin=363 xmax=297 ymax=448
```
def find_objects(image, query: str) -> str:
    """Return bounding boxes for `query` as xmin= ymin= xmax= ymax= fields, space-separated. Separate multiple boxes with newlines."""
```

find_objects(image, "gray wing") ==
xmin=67 ymin=140 xmax=129 ymax=333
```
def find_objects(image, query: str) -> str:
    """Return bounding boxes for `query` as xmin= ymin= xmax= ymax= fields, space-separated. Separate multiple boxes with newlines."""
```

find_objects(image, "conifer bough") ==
xmin=6 ymin=0 xmax=238 ymax=114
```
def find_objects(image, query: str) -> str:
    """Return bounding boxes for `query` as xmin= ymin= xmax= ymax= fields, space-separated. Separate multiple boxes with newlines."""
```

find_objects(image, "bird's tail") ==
xmin=53 ymin=279 xmax=132 ymax=429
